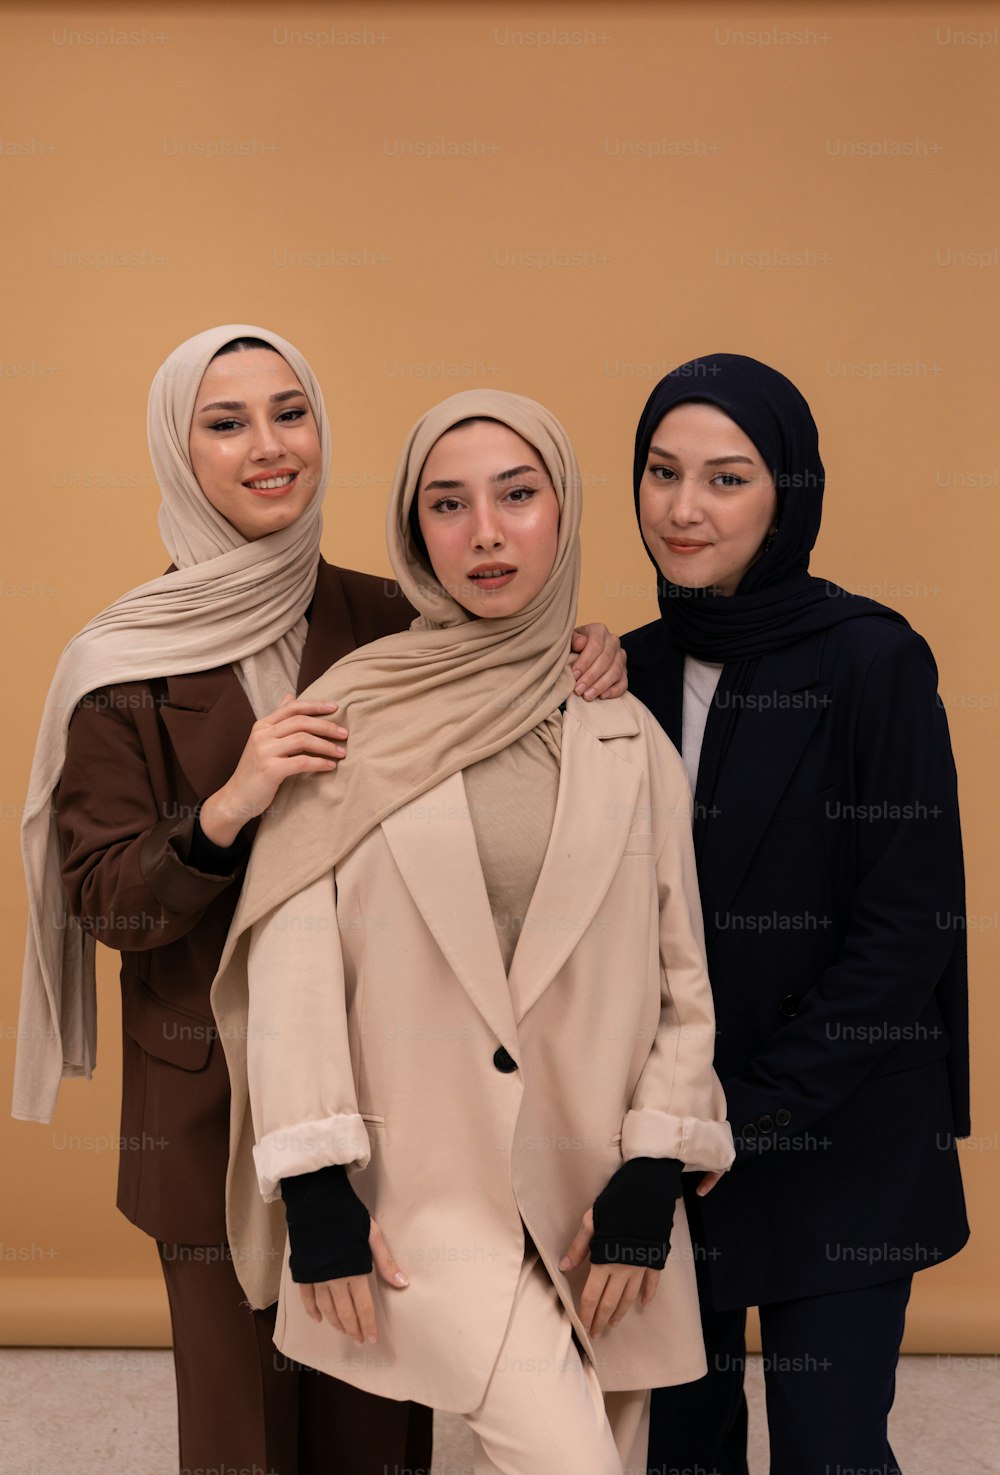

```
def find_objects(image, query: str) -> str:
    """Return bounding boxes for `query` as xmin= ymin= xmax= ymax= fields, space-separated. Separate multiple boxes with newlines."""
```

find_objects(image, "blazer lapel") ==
xmin=296 ymin=558 xmax=360 ymax=691
xmin=159 ymin=668 xmax=255 ymax=802
xmin=629 ymin=634 xmax=685 ymax=751
xmin=381 ymin=772 xmax=520 ymax=1055
xmin=698 ymin=637 xmax=830 ymax=919
xmin=507 ymin=698 xmax=642 ymax=1025
xmin=160 ymin=560 xmax=357 ymax=802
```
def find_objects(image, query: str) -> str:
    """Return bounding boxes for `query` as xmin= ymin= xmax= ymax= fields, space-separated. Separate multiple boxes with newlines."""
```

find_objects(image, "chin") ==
xmin=659 ymin=566 xmax=714 ymax=591
xmin=244 ymin=505 xmax=306 ymax=539
xmin=470 ymin=594 xmax=530 ymax=620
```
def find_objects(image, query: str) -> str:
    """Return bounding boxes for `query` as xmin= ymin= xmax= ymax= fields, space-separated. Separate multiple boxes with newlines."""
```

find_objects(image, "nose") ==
xmin=667 ymin=474 xmax=704 ymax=527
xmin=470 ymin=502 xmax=503 ymax=552
xmin=248 ymin=413 xmax=283 ymax=464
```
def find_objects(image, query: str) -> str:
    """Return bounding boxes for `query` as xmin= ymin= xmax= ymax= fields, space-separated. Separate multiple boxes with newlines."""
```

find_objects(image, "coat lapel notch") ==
xmin=507 ymin=699 xmax=642 ymax=1024
xmin=381 ymin=772 xmax=519 ymax=1053
xmin=160 ymin=669 xmax=255 ymax=801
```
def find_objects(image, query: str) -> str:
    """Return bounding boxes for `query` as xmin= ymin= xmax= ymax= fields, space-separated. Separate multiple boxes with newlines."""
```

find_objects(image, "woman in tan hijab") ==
xmin=213 ymin=391 xmax=735 ymax=1475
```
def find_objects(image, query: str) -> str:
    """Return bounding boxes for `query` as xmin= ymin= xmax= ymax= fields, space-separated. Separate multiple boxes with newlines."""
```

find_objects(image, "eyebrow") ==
xmin=422 ymin=464 xmax=542 ymax=492
xmin=648 ymin=444 xmax=754 ymax=467
xmin=196 ymin=389 xmax=307 ymax=414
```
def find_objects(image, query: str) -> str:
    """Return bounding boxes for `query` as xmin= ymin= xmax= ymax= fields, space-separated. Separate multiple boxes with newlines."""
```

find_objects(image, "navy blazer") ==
xmin=623 ymin=613 xmax=970 ymax=1309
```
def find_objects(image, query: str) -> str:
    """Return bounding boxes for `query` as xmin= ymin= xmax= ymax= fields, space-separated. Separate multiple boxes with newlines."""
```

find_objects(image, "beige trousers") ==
xmin=464 ymin=1250 xmax=650 ymax=1475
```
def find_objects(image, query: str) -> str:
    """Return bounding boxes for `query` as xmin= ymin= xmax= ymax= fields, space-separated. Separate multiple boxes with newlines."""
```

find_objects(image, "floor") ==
xmin=0 ymin=1348 xmax=997 ymax=1474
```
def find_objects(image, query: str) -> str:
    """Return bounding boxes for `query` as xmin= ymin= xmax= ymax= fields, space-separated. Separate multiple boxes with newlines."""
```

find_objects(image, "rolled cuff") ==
xmin=622 ymin=1107 xmax=735 ymax=1173
xmin=253 ymin=1112 xmax=372 ymax=1202
xmin=139 ymin=815 xmax=247 ymax=914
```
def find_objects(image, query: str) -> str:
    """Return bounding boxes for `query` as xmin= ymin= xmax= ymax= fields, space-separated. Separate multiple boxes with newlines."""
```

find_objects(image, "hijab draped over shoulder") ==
xmin=214 ymin=389 xmax=582 ymax=972
xmin=209 ymin=388 xmax=582 ymax=1286
xmin=13 ymin=325 xmax=330 ymax=1122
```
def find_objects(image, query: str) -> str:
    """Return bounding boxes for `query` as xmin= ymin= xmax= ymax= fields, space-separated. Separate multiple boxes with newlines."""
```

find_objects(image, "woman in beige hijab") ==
xmin=13 ymin=324 xmax=429 ymax=1475
xmin=13 ymin=329 xmax=624 ymax=1473
xmin=213 ymin=391 xmax=735 ymax=1475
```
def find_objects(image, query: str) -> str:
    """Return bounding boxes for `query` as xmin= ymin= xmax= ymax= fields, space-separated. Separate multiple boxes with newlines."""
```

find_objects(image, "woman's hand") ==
xmin=559 ymin=1207 xmax=661 ymax=1337
xmin=298 ymin=1219 xmax=409 ymax=1345
xmin=570 ymin=624 xmax=627 ymax=701
xmin=199 ymin=693 xmax=348 ymax=847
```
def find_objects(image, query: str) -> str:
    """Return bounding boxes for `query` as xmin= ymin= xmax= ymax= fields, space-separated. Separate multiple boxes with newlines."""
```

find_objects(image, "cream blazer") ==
xmin=216 ymin=692 xmax=734 ymax=1411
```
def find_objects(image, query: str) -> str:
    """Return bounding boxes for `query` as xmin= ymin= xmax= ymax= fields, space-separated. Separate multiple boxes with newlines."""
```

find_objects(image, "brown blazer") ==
xmin=55 ymin=559 xmax=414 ymax=1244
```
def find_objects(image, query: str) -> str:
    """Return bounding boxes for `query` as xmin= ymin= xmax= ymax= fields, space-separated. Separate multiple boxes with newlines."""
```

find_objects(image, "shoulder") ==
xmin=62 ymin=678 xmax=167 ymax=768
xmin=566 ymin=691 xmax=687 ymax=784
xmin=820 ymin=614 xmax=939 ymax=689
xmin=319 ymin=559 xmax=390 ymax=602
xmin=620 ymin=618 xmax=665 ymax=668
xmin=320 ymin=559 xmax=415 ymax=637
xmin=69 ymin=677 xmax=162 ymax=724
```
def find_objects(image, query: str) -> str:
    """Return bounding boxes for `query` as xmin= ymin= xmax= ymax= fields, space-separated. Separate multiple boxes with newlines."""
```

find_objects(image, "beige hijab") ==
xmin=13 ymin=325 xmax=330 ymax=1123
xmin=214 ymin=389 xmax=582 ymax=978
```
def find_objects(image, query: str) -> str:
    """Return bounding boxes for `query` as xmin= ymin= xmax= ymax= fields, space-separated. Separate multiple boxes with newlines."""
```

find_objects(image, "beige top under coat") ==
xmin=464 ymin=712 xmax=562 ymax=973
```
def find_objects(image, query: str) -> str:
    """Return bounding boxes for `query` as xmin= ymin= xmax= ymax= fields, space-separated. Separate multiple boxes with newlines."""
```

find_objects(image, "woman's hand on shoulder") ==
xmin=298 ymin=1218 xmax=408 ymax=1345
xmin=199 ymin=693 xmax=349 ymax=846
xmin=571 ymin=624 xmax=628 ymax=701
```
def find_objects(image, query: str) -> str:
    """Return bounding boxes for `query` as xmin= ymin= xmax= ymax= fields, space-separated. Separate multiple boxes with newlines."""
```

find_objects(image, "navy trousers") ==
xmin=648 ymin=1240 xmax=911 ymax=1475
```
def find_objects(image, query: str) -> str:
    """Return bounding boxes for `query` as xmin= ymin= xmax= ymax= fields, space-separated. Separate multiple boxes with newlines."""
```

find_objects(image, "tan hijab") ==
xmin=214 ymin=389 xmax=582 ymax=976
xmin=13 ymin=325 xmax=330 ymax=1122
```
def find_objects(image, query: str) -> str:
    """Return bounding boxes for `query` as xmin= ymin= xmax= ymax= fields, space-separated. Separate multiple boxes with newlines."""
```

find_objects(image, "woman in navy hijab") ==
xmin=622 ymin=354 xmax=969 ymax=1475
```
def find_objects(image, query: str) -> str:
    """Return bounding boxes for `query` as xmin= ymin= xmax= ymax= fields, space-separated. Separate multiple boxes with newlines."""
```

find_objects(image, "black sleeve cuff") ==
xmin=589 ymin=1156 xmax=684 ymax=1270
xmin=187 ymin=808 xmax=254 ymax=876
xmin=281 ymin=1164 xmax=373 ymax=1284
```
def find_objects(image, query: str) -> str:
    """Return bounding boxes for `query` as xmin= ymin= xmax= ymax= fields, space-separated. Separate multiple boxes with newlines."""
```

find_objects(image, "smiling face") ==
xmin=415 ymin=419 xmax=560 ymax=619
xmin=187 ymin=347 xmax=323 ymax=541
xmin=639 ymin=401 xmax=778 ymax=596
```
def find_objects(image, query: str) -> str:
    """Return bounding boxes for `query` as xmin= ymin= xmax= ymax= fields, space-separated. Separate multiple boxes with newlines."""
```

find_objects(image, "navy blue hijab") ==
xmin=632 ymin=353 xmax=905 ymax=661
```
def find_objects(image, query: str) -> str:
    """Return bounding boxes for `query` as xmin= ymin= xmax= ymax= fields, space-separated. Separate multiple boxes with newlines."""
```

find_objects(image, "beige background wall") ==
xmin=1 ymin=0 xmax=997 ymax=1351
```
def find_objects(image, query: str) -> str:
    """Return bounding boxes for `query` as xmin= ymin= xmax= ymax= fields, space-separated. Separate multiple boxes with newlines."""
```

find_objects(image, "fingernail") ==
xmin=572 ymin=668 xmax=582 ymax=681
xmin=558 ymin=1257 xmax=571 ymax=1270
xmin=368 ymin=1335 xmax=377 ymax=1344
xmin=393 ymin=1273 xmax=409 ymax=1286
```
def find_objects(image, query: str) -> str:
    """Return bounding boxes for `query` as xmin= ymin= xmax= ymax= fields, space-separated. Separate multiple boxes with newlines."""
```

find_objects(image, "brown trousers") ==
xmin=158 ymin=1242 xmax=433 ymax=1475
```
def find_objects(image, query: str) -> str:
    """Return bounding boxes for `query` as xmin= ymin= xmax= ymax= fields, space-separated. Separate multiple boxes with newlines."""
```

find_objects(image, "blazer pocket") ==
xmin=772 ymin=784 xmax=836 ymax=822
xmin=122 ymin=981 xmax=214 ymax=1072
xmin=622 ymin=832 xmax=656 ymax=856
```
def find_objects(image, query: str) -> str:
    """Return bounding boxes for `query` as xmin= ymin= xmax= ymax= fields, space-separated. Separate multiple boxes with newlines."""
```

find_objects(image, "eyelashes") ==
xmin=206 ymin=407 xmax=310 ymax=433
xmin=648 ymin=464 xmax=749 ymax=488
xmin=427 ymin=486 xmax=539 ymax=514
